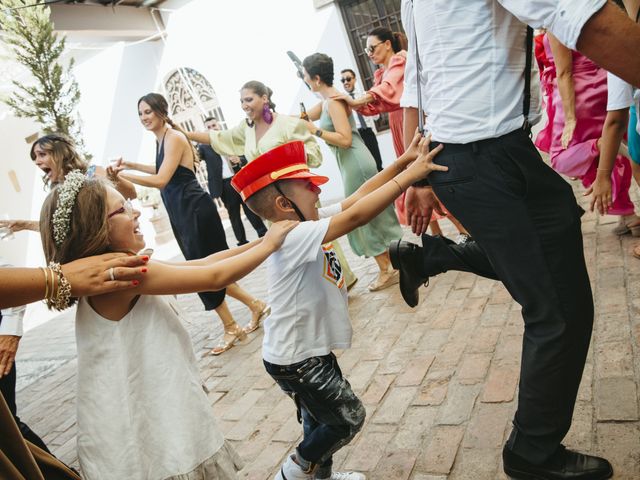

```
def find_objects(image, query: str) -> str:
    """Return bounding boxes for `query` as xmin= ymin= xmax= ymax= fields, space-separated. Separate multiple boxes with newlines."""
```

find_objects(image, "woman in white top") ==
xmin=38 ymin=172 xmax=296 ymax=480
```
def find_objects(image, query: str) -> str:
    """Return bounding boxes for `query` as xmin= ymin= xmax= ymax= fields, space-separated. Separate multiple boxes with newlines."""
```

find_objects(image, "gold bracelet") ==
xmin=39 ymin=267 xmax=49 ymax=301
xmin=47 ymin=262 xmax=72 ymax=311
xmin=46 ymin=267 xmax=54 ymax=302
xmin=597 ymin=168 xmax=612 ymax=173
xmin=391 ymin=179 xmax=404 ymax=195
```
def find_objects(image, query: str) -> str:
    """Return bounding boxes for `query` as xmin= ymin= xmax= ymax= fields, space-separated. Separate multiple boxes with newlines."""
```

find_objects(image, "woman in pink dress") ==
xmin=534 ymin=30 xmax=555 ymax=154
xmin=544 ymin=32 xmax=636 ymax=227
xmin=335 ymin=27 xmax=409 ymax=223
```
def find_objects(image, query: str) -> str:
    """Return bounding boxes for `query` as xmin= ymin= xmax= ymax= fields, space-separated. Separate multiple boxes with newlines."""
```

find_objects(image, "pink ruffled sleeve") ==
xmin=357 ymin=53 xmax=406 ymax=115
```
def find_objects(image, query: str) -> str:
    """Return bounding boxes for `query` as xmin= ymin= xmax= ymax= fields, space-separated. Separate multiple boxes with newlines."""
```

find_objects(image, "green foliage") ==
xmin=0 ymin=0 xmax=91 ymax=159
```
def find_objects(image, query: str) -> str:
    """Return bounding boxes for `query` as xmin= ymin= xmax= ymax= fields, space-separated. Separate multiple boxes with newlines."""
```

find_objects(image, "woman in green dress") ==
xmin=186 ymin=80 xmax=358 ymax=290
xmin=300 ymin=53 xmax=402 ymax=291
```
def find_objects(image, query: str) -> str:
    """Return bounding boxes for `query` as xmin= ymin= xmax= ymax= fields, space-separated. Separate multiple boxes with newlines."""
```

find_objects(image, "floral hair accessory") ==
xmin=52 ymin=169 xmax=85 ymax=245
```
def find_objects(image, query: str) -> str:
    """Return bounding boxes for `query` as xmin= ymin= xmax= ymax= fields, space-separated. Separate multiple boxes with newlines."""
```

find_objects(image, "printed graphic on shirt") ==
xmin=321 ymin=243 xmax=344 ymax=289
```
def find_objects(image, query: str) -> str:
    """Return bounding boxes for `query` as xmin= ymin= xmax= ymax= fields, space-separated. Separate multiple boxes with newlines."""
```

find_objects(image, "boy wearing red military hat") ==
xmin=232 ymin=135 xmax=445 ymax=480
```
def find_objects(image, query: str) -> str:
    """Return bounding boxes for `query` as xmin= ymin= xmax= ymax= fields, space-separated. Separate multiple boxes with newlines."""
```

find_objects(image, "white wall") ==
xmin=0 ymin=116 xmax=44 ymax=267
xmin=149 ymin=0 xmax=394 ymax=203
xmin=0 ymin=0 xmax=396 ymax=267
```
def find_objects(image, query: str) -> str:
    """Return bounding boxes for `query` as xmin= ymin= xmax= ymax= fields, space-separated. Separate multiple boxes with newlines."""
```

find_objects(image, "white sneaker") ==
xmin=274 ymin=455 xmax=314 ymax=480
xmin=317 ymin=472 xmax=367 ymax=480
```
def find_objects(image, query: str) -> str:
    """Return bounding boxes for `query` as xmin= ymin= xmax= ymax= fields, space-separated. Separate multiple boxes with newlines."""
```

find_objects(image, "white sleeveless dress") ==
xmin=75 ymin=295 xmax=242 ymax=480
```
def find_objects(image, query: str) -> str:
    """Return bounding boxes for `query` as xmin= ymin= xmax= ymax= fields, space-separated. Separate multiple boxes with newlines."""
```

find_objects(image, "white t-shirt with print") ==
xmin=262 ymin=204 xmax=351 ymax=366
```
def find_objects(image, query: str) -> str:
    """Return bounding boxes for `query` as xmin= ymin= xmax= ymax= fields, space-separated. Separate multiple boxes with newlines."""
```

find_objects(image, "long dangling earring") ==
xmin=262 ymin=104 xmax=273 ymax=124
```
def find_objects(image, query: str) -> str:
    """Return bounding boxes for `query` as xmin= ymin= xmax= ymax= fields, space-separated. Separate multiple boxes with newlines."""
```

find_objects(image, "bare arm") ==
xmin=332 ymin=92 xmax=374 ymax=108
xmin=126 ymin=220 xmax=297 ymax=295
xmin=0 ymin=253 xmax=148 ymax=309
xmin=119 ymin=160 xmax=156 ymax=175
xmin=0 ymin=219 xmax=39 ymax=233
xmin=310 ymin=100 xmax=352 ymax=149
xmin=576 ymin=2 xmax=640 ymax=87
xmin=307 ymin=102 xmax=324 ymax=122
xmin=186 ymin=131 xmax=210 ymax=144
xmin=403 ymin=107 xmax=419 ymax=150
xmin=120 ymin=131 xmax=186 ymax=189
xmin=94 ymin=166 xmax=138 ymax=200
xmin=586 ymin=108 xmax=629 ymax=214
xmin=548 ymin=33 xmax=577 ymax=149
xmin=324 ymin=138 xmax=446 ymax=243
xmin=158 ymin=238 xmax=262 ymax=267
xmin=341 ymin=131 xmax=421 ymax=211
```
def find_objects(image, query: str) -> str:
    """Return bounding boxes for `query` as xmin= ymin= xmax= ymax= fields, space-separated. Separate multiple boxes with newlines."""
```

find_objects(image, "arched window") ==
xmin=163 ymin=67 xmax=226 ymax=132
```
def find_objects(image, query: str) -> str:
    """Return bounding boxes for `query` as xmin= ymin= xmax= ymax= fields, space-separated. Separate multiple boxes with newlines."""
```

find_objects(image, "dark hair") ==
xmin=302 ymin=53 xmax=334 ymax=87
xmin=368 ymin=27 xmax=406 ymax=53
xmin=244 ymin=183 xmax=279 ymax=219
xmin=30 ymin=133 xmax=89 ymax=188
xmin=137 ymin=92 xmax=200 ymax=166
xmin=241 ymin=80 xmax=276 ymax=111
xmin=340 ymin=68 xmax=356 ymax=78
xmin=203 ymin=116 xmax=217 ymax=123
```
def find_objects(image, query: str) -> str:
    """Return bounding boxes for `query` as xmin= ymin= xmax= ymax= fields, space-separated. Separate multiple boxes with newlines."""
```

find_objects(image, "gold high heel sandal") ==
xmin=367 ymin=269 xmax=399 ymax=292
xmin=243 ymin=300 xmax=271 ymax=334
xmin=210 ymin=325 xmax=247 ymax=356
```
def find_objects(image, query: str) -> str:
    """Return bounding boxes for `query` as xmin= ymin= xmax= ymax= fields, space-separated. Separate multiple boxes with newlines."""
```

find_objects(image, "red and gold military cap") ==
xmin=231 ymin=141 xmax=329 ymax=201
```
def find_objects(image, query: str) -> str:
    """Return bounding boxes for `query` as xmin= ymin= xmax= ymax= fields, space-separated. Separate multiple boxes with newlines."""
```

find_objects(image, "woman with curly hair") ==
xmin=0 ymin=133 xmax=137 ymax=233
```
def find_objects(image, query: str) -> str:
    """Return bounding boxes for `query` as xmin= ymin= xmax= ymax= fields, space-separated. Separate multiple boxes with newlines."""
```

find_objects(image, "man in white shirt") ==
xmin=340 ymin=69 xmax=384 ymax=171
xmin=0 ymin=259 xmax=51 ymax=454
xmin=389 ymin=1 xmax=640 ymax=479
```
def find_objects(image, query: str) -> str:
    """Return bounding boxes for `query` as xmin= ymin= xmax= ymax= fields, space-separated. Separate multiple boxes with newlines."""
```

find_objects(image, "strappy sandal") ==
xmin=243 ymin=300 xmax=271 ymax=334
xmin=613 ymin=214 xmax=640 ymax=236
xmin=210 ymin=325 xmax=247 ymax=355
xmin=632 ymin=244 xmax=640 ymax=260
xmin=367 ymin=269 xmax=399 ymax=292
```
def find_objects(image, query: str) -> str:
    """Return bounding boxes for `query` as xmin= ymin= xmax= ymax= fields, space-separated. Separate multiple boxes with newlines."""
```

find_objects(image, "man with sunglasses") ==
xmin=340 ymin=69 xmax=383 ymax=172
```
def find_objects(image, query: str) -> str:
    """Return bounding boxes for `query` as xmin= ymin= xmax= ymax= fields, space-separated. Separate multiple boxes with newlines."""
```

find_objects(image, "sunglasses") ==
xmin=107 ymin=200 xmax=135 ymax=219
xmin=340 ymin=76 xmax=354 ymax=83
xmin=364 ymin=42 xmax=384 ymax=56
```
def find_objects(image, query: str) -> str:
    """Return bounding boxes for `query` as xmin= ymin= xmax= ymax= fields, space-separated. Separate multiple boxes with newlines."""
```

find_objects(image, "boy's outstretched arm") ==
xmin=340 ymin=131 xmax=423 ymax=211
xmin=323 ymin=137 xmax=445 ymax=244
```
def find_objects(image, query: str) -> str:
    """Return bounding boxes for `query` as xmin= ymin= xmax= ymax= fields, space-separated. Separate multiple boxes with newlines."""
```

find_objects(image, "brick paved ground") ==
xmin=14 ymin=179 xmax=640 ymax=479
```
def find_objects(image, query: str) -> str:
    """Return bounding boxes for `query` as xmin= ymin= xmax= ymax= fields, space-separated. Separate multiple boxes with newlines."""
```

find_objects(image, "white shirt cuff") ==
xmin=400 ymin=86 xmax=419 ymax=109
xmin=548 ymin=0 xmax=607 ymax=50
xmin=0 ymin=309 xmax=24 ymax=337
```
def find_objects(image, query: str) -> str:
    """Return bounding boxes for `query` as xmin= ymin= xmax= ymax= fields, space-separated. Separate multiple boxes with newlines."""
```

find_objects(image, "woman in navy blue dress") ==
xmin=116 ymin=93 xmax=270 ymax=355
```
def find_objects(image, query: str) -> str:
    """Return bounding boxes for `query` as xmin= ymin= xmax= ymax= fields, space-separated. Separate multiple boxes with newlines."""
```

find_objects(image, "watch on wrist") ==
xmin=413 ymin=177 xmax=431 ymax=188
xmin=314 ymin=129 xmax=323 ymax=138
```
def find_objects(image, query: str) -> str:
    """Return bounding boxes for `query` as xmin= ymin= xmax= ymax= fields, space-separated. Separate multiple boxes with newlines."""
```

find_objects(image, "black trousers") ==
xmin=423 ymin=129 xmax=593 ymax=464
xmin=0 ymin=362 xmax=51 ymax=453
xmin=358 ymin=127 xmax=383 ymax=172
xmin=220 ymin=178 xmax=267 ymax=245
